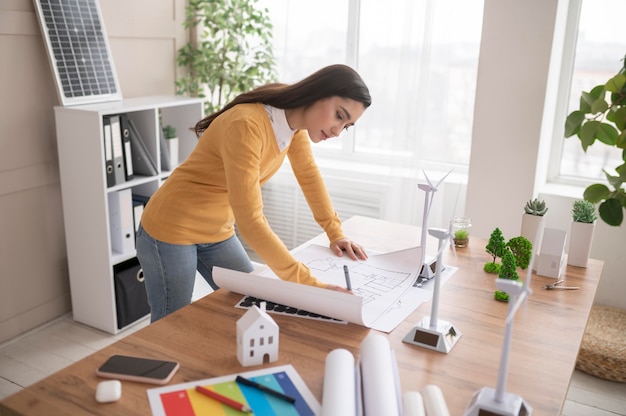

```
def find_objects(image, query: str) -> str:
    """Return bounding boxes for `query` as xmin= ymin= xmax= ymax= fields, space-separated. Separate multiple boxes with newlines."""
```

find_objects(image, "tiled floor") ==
xmin=1 ymin=314 xmax=625 ymax=415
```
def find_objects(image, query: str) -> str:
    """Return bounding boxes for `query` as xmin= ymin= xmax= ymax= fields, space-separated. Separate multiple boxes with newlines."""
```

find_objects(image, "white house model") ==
xmin=237 ymin=302 xmax=279 ymax=367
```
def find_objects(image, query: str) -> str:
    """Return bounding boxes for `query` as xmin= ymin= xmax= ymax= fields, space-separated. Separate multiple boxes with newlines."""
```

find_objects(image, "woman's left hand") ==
xmin=330 ymin=238 xmax=368 ymax=261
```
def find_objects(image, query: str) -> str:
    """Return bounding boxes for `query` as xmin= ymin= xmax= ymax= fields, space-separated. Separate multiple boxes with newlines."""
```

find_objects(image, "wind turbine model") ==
xmin=416 ymin=169 xmax=453 ymax=283
xmin=402 ymin=224 xmax=461 ymax=354
xmin=463 ymin=261 xmax=534 ymax=415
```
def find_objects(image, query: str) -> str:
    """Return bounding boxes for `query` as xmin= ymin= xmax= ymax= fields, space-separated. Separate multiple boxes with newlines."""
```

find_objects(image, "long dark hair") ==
xmin=194 ymin=64 xmax=371 ymax=137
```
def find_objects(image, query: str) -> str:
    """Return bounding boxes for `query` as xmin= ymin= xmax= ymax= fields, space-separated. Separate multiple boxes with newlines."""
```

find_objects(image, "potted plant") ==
xmin=452 ymin=216 xmax=471 ymax=248
xmin=567 ymin=199 xmax=597 ymax=267
xmin=564 ymin=55 xmax=626 ymax=226
xmin=520 ymin=197 xmax=548 ymax=255
xmin=163 ymin=125 xmax=179 ymax=166
xmin=453 ymin=229 xmax=469 ymax=248
xmin=175 ymin=0 xmax=277 ymax=114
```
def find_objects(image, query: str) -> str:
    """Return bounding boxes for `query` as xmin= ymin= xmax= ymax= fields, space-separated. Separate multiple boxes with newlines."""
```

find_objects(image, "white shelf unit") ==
xmin=55 ymin=96 xmax=204 ymax=334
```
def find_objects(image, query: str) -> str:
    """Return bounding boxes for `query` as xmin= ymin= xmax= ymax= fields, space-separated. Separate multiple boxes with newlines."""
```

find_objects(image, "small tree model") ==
xmin=506 ymin=236 xmax=532 ymax=270
xmin=484 ymin=228 xmax=506 ymax=273
xmin=495 ymin=248 xmax=519 ymax=302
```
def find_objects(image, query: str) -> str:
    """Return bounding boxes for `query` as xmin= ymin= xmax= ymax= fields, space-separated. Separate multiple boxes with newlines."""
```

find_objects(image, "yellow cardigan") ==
xmin=140 ymin=103 xmax=345 ymax=287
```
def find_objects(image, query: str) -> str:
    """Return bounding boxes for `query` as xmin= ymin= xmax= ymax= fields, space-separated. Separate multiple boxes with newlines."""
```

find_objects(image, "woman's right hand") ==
xmin=326 ymin=284 xmax=353 ymax=294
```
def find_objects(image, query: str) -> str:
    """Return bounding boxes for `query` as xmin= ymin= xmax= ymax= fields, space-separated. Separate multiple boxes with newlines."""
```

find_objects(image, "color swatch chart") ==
xmin=148 ymin=366 xmax=319 ymax=416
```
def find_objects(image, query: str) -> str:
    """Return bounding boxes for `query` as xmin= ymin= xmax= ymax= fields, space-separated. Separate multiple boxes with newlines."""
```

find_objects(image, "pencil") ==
xmin=343 ymin=265 xmax=352 ymax=290
xmin=235 ymin=375 xmax=296 ymax=403
xmin=195 ymin=385 xmax=252 ymax=413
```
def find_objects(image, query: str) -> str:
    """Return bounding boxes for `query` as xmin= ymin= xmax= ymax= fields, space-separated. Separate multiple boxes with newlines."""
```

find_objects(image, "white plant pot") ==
xmin=166 ymin=137 xmax=179 ymax=167
xmin=520 ymin=212 xmax=546 ymax=270
xmin=521 ymin=213 xmax=546 ymax=254
xmin=567 ymin=221 xmax=595 ymax=267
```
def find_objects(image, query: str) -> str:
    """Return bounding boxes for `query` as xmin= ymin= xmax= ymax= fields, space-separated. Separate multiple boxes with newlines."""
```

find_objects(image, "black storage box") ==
xmin=113 ymin=257 xmax=150 ymax=329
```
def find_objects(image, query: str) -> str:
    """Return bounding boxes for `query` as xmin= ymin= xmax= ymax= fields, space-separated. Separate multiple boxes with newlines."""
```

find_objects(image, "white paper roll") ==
xmin=360 ymin=333 xmax=400 ymax=416
xmin=422 ymin=384 xmax=450 ymax=416
xmin=321 ymin=349 xmax=356 ymax=416
xmin=403 ymin=391 xmax=426 ymax=416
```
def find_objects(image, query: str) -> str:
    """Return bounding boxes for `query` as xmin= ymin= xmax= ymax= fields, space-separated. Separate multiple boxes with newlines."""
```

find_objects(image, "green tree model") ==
xmin=484 ymin=227 xmax=506 ymax=273
xmin=495 ymin=248 xmax=519 ymax=302
xmin=506 ymin=236 xmax=532 ymax=270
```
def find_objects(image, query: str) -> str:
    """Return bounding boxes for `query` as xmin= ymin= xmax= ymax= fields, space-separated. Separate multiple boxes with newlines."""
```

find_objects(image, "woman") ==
xmin=136 ymin=64 xmax=372 ymax=322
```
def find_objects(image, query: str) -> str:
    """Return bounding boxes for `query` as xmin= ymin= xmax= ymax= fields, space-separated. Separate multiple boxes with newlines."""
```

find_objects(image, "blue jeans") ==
xmin=135 ymin=224 xmax=254 ymax=322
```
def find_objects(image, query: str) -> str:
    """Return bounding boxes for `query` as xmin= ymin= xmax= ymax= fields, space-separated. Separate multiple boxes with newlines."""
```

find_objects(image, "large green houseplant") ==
xmin=176 ymin=0 xmax=277 ymax=114
xmin=564 ymin=55 xmax=626 ymax=226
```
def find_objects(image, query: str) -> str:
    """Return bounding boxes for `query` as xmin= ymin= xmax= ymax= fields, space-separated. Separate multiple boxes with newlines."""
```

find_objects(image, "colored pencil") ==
xmin=236 ymin=375 xmax=296 ymax=403
xmin=195 ymin=385 xmax=252 ymax=413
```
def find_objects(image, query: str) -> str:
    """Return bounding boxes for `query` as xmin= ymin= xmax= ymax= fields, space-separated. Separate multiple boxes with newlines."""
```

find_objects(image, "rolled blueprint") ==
xmin=422 ymin=384 xmax=450 ymax=416
xmin=403 ymin=391 xmax=426 ymax=416
xmin=360 ymin=333 xmax=400 ymax=416
xmin=321 ymin=349 xmax=356 ymax=416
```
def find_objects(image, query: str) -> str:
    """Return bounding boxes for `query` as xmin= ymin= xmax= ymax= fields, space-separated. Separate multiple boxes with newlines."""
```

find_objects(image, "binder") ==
xmin=108 ymin=189 xmax=135 ymax=254
xmin=103 ymin=117 xmax=115 ymax=187
xmin=108 ymin=115 xmax=126 ymax=185
xmin=132 ymin=199 xmax=144 ymax=233
xmin=159 ymin=124 xmax=172 ymax=171
xmin=119 ymin=114 xmax=134 ymax=181
xmin=129 ymin=118 xmax=158 ymax=176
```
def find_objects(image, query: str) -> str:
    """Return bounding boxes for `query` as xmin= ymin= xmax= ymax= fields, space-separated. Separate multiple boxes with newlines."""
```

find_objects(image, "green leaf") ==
xmin=580 ymin=91 xmax=595 ymax=113
xmin=605 ymin=73 xmax=626 ymax=93
xmin=608 ymin=106 xmax=626 ymax=131
xmin=579 ymin=121 xmax=599 ymax=150
xmin=590 ymin=97 xmax=609 ymax=114
xmin=596 ymin=122 xmax=619 ymax=145
xmin=598 ymin=198 xmax=623 ymax=226
xmin=564 ymin=111 xmax=585 ymax=137
xmin=583 ymin=183 xmax=611 ymax=203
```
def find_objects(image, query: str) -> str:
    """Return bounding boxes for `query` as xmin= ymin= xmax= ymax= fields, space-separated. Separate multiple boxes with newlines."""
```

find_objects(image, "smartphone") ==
xmin=96 ymin=354 xmax=180 ymax=385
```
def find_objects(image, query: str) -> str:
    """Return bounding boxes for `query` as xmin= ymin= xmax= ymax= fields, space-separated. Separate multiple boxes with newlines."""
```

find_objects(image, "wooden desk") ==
xmin=0 ymin=216 xmax=602 ymax=415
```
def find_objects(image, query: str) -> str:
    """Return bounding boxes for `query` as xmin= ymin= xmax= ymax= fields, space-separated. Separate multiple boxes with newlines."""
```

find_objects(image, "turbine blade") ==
xmin=423 ymin=170 xmax=434 ymax=189
xmin=506 ymin=292 xmax=528 ymax=324
xmin=435 ymin=168 xmax=454 ymax=188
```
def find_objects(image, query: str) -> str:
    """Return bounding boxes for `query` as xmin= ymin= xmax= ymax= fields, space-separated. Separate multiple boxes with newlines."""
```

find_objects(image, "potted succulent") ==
xmin=520 ymin=197 xmax=548 ymax=255
xmin=567 ymin=199 xmax=597 ymax=267
xmin=163 ymin=125 xmax=179 ymax=166
xmin=564 ymin=55 xmax=626 ymax=226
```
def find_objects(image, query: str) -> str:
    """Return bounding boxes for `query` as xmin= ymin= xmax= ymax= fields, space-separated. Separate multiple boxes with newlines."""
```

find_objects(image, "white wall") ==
xmin=0 ymin=0 xmax=188 ymax=343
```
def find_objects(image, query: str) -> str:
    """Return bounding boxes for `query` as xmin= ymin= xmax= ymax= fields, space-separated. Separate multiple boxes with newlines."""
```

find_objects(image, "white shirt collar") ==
xmin=264 ymin=105 xmax=295 ymax=151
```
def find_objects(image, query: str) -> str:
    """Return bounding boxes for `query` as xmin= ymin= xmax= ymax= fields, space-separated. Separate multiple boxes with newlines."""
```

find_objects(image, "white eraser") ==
xmin=96 ymin=380 xmax=122 ymax=403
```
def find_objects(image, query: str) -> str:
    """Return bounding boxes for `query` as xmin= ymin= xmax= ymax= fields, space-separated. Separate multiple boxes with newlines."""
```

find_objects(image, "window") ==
xmin=555 ymin=0 xmax=625 ymax=184
xmin=259 ymin=0 xmax=484 ymax=172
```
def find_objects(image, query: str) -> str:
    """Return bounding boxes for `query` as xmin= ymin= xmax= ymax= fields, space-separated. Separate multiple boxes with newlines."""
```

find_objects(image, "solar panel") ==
xmin=33 ymin=0 xmax=123 ymax=106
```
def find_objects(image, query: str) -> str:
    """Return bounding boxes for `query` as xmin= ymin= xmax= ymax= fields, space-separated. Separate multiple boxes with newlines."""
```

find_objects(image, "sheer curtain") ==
xmin=262 ymin=0 xmax=483 ymax=167
xmin=254 ymin=0 xmax=484 ymax=249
